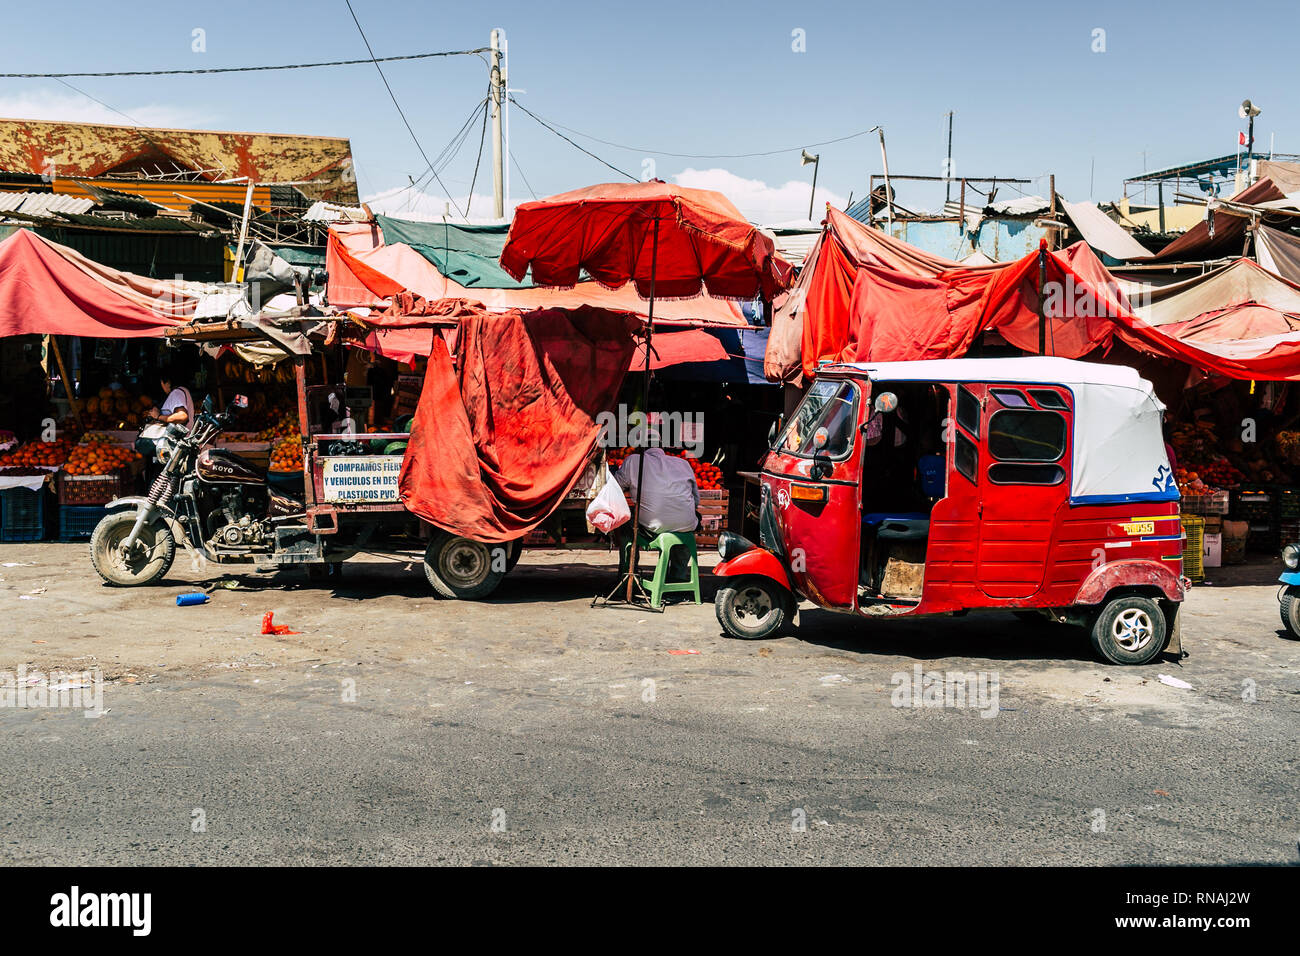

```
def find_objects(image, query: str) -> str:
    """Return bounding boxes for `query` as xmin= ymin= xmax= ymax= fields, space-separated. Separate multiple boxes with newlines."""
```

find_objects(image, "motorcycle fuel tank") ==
xmin=197 ymin=448 xmax=267 ymax=485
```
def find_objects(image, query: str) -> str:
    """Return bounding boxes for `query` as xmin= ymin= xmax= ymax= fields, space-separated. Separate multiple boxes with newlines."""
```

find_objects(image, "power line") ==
xmin=465 ymin=86 xmax=492 ymax=216
xmin=510 ymin=150 xmax=538 ymax=202
xmin=509 ymin=96 xmax=636 ymax=182
xmin=53 ymin=77 xmax=142 ymax=126
xmin=516 ymin=103 xmax=881 ymax=159
xmin=0 ymin=48 xmax=490 ymax=79
xmin=343 ymin=0 xmax=464 ymax=218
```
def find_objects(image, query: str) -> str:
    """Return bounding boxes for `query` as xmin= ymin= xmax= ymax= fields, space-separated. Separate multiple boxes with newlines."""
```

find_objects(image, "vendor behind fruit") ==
xmin=613 ymin=426 xmax=700 ymax=582
xmin=135 ymin=364 xmax=194 ymax=462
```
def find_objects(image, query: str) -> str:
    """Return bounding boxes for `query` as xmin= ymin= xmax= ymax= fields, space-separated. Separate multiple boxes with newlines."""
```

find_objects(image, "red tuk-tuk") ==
xmin=712 ymin=357 xmax=1187 ymax=665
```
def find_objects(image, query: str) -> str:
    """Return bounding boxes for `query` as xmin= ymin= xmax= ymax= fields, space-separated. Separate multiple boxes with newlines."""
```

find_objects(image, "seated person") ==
xmin=614 ymin=437 xmax=700 ymax=582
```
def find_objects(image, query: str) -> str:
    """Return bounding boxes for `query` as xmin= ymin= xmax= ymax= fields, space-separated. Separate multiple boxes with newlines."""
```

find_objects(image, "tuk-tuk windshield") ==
xmin=776 ymin=378 xmax=858 ymax=458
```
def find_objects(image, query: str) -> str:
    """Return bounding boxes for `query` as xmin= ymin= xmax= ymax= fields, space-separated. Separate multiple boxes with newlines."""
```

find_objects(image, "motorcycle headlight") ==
xmin=1283 ymin=544 xmax=1300 ymax=570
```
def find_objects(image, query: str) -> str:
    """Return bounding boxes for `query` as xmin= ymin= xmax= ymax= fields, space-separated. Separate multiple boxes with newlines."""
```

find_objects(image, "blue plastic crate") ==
xmin=1 ymin=487 xmax=46 ymax=542
xmin=59 ymin=505 xmax=109 ymax=541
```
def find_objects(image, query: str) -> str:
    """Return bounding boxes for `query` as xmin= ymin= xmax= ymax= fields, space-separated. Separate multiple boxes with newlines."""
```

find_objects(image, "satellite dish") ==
xmin=1239 ymin=99 xmax=1261 ymax=118
xmin=800 ymin=149 xmax=819 ymax=166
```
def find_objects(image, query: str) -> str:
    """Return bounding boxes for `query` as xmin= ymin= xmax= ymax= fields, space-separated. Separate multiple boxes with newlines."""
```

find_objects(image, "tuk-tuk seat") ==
xmin=863 ymin=512 xmax=930 ymax=541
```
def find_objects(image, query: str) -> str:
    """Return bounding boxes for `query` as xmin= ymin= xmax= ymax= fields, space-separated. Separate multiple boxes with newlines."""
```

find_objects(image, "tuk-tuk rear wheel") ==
xmin=423 ymin=533 xmax=506 ymax=600
xmin=715 ymin=575 xmax=790 ymax=640
xmin=1088 ymin=595 xmax=1167 ymax=665
xmin=1279 ymin=586 xmax=1300 ymax=638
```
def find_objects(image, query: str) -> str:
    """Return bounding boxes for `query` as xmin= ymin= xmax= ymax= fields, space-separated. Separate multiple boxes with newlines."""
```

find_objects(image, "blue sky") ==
xmin=0 ymin=0 xmax=1295 ymax=222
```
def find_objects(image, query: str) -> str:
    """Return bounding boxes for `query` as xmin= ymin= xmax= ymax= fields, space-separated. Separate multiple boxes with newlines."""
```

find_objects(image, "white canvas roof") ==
xmin=823 ymin=357 xmax=1175 ymax=504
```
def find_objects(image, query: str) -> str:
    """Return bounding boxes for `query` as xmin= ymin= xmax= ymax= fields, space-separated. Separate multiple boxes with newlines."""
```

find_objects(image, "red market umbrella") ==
xmin=500 ymin=180 xmax=792 ymax=301
xmin=500 ymin=180 xmax=793 ymax=604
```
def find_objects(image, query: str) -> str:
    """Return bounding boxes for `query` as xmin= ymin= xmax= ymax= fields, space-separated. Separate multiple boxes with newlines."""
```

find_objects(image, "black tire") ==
xmin=715 ymin=575 xmax=791 ymax=640
xmin=89 ymin=510 xmax=176 ymax=587
xmin=423 ymin=533 xmax=506 ymax=600
xmin=1088 ymin=595 xmax=1167 ymax=665
xmin=1280 ymin=586 xmax=1300 ymax=638
xmin=505 ymin=538 xmax=523 ymax=573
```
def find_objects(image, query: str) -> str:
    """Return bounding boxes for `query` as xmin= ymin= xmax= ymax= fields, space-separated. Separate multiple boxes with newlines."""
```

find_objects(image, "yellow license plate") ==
xmin=1120 ymin=521 xmax=1154 ymax=536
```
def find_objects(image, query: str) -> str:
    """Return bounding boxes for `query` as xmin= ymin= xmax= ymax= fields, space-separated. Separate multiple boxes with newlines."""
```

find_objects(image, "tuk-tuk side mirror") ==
xmin=767 ymin=414 xmax=785 ymax=448
xmin=201 ymin=395 xmax=215 ymax=413
xmin=874 ymin=391 xmax=898 ymax=415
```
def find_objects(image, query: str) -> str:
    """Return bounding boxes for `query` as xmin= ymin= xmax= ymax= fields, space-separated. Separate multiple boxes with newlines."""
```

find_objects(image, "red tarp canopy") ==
xmin=0 ymin=229 xmax=193 ymax=338
xmin=768 ymin=208 xmax=1123 ymax=379
xmin=1110 ymin=258 xmax=1300 ymax=380
xmin=326 ymin=220 xmax=753 ymax=324
xmin=398 ymin=305 xmax=639 ymax=541
xmin=769 ymin=208 xmax=1300 ymax=381
xmin=499 ymin=180 xmax=793 ymax=301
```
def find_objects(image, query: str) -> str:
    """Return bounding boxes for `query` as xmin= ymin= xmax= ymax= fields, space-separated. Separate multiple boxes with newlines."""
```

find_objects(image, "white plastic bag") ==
xmin=585 ymin=466 xmax=630 ymax=534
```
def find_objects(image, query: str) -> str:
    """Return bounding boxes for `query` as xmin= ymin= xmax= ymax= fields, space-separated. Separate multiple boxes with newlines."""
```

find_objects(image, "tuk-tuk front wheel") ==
xmin=715 ymin=575 xmax=791 ymax=640
xmin=1279 ymin=586 xmax=1300 ymax=638
xmin=1088 ymin=595 xmax=1167 ymax=665
xmin=424 ymin=533 xmax=506 ymax=600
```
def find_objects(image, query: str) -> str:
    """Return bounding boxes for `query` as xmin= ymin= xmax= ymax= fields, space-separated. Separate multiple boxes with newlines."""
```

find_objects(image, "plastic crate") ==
xmin=1180 ymin=490 xmax=1228 ymax=515
xmin=1231 ymin=485 xmax=1273 ymax=520
xmin=1 ymin=487 xmax=46 ymax=542
xmin=59 ymin=505 xmax=108 ymax=541
xmin=1275 ymin=485 xmax=1300 ymax=519
xmin=56 ymin=471 xmax=134 ymax=505
xmin=1180 ymin=514 xmax=1204 ymax=583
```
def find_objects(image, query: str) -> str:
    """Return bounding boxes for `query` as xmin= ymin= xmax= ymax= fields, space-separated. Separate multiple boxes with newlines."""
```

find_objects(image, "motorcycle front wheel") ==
xmin=89 ymin=510 xmax=176 ymax=587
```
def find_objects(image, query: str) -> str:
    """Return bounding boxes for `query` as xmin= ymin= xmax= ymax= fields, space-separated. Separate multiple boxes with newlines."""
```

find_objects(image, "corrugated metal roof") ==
xmin=765 ymin=227 xmax=821 ymax=266
xmin=303 ymin=200 xmax=368 ymax=223
xmin=0 ymin=191 xmax=96 ymax=216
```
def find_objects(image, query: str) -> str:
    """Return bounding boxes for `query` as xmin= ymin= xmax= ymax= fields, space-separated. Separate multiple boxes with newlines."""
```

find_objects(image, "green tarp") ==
xmin=375 ymin=216 xmax=527 ymax=289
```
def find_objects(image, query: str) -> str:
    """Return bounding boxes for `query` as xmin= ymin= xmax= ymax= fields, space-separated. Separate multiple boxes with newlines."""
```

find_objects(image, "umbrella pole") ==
xmin=625 ymin=215 xmax=661 ymax=604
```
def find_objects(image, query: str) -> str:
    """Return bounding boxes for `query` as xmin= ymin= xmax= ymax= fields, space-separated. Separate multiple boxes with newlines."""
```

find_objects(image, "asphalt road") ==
xmin=1 ymin=544 xmax=1297 ymax=865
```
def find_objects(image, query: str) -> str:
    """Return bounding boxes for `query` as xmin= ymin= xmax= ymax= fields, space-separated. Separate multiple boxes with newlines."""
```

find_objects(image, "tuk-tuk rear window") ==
xmin=956 ymin=385 xmax=980 ymax=438
xmin=988 ymin=409 xmax=1066 ymax=462
xmin=776 ymin=379 xmax=858 ymax=459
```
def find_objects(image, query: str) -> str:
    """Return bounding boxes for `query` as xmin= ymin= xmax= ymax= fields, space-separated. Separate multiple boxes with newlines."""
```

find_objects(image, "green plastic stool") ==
xmin=622 ymin=531 xmax=700 ymax=608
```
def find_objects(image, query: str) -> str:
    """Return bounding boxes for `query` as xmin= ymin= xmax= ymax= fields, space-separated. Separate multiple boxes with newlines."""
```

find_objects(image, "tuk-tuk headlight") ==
xmin=1282 ymin=544 xmax=1300 ymax=570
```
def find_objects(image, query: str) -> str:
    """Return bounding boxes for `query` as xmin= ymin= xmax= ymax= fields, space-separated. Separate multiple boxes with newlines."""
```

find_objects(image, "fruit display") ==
xmin=257 ymin=410 xmax=299 ymax=443
xmin=605 ymin=446 xmax=725 ymax=490
xmin=1170 ymin=421 xmax=1245 ymax=495
xmin=64 ymin=387 xmax=154 ymax=430
xmin=0 ymin=438 xmax=73 ymax=469
xmin=269 ymin=434 xmax=303 ymax=473
xmin=62 ymin=435 xmax=142 ymax=477
xmin=218 ymin=355 xmax=295 ymax=386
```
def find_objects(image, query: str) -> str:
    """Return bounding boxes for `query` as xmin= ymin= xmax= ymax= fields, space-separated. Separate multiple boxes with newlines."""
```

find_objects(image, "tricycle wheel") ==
xmin=423 ymin=533 xmax=506 ymax=600
xmin=1088 ymin=595 xmax=1167 ymax=665
xmin=89 ymin=510 xmax=175 ymax=587
xmin=1279 ymin=586 xmax=1300 ymax=639
xmin=715 ymin=575 xmax=790 ymax=640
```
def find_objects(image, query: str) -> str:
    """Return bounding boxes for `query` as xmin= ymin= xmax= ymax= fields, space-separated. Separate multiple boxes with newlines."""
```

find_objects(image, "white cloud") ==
xmin=0 ymin=89 xmax=209 ymax=129
xmin=362 ymin=167 xmax=847 ymax=227
xmin=361 ymin=184 xmax=514 ymax=223
xmin=672 ymin=167 xmax=846 ymax=225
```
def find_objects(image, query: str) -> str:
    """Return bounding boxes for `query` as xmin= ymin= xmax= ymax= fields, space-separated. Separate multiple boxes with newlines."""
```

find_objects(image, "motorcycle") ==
xmin=89 ymin=394 xmax=305 ymax=586
xmin=1278 ymin=542 xmax=1300 ymax=638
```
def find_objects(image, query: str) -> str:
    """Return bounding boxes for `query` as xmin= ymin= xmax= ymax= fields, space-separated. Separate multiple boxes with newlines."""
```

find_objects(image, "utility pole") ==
xmin=490 ymin=29 xmax=506 ymax=220
xmin=871 ymin=126 xmax=894 ymax=235
xmin=944 ymin=111 xmax=954 ymax=204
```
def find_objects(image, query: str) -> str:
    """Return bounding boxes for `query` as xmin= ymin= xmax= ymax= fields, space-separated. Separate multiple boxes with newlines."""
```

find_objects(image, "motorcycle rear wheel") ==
xmin=90 ymin=510 xmax=176 ymax=587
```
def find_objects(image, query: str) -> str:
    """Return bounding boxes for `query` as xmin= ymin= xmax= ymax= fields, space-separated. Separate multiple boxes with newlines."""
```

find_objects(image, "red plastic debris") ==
xmin=260 ymin=611 xmax=300 ymax=636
